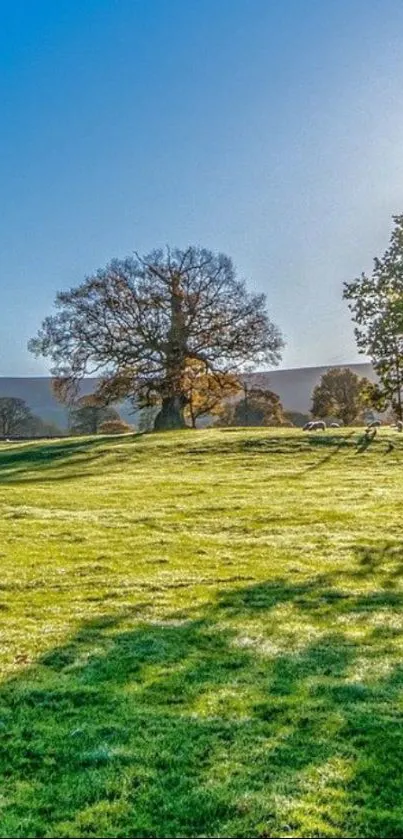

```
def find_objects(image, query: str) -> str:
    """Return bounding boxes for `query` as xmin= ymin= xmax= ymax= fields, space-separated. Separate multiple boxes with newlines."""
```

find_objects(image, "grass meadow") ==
xmin=0 ymin=427 xmax=403 ymax=837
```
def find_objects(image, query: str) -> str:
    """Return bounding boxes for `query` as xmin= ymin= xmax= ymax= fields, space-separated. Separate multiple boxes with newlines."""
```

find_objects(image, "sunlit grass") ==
xmin=0 ymin=427 xmax=403 ymax=837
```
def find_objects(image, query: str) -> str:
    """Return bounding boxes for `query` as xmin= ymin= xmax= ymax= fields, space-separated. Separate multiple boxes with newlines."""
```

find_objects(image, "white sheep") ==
xmin=303 ymin=420 xmax=326 ymax=431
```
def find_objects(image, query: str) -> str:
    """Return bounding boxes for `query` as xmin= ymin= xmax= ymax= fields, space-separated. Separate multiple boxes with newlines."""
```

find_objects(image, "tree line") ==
xmin=4 ymin=216 xmax=402 ymax=435
xmin=0 ymin=364 xmax=382 ymax=438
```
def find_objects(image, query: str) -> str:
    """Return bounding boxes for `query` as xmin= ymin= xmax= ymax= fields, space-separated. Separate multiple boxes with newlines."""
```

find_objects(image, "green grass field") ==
xmin=0 ymin=427 xmax=403 ymax=838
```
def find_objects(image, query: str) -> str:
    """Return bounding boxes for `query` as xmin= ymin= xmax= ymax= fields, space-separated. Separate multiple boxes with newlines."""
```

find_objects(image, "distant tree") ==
xmin=69 ymin=395 xmax=120 ymax=435
xmin=29 ymin=246 xmax=284 ymax=431
xmin=343 ymin=214 xmax=403 ymax=421
xmin=98 ymin=419 xmax=133 ymax=435
xmin=138 ymin=406 xmax=159 ymax=433
xmin=51 ymin=376 xmax=79 ymax=430
xmin=21 ymin=414 xmax=64 ymax=437
xmin=218 ymin=387 xmax=285 ymax=427
xmin=0 ymin=397 xmax=33 ymax=436
xmin=182 ymin=359 xmax=241 ymax=428
xmin=231 ymin=372 xmax=280 ymax=426
xmin=311 ymin=367 xmax=371 ymax=426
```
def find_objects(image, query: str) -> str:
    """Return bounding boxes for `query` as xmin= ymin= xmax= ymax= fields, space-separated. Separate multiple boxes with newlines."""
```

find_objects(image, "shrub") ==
xmin=98 ymin=420 xmax=134 ymax=435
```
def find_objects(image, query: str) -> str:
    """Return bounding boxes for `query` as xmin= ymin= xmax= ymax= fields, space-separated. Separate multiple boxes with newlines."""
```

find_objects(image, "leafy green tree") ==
xmin=343 ymin=214 xmax=403 ymax=420
xmin=29 ymin=247 xmax=283 ymax=431
xmin=311 ymin=367 xmax=372 ymax=426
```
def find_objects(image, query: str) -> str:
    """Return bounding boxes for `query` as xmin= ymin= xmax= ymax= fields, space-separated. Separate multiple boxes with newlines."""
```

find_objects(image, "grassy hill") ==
xmin=0 ymin=427 xmax=402 ymax=837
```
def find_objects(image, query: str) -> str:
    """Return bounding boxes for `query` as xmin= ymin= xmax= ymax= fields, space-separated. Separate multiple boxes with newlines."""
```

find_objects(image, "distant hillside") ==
xmin=0 ymin=364 xmax=375 ymax=428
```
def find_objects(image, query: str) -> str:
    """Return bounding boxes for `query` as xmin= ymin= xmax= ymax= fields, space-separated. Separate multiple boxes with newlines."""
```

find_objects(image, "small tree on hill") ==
xmin=218 ymin=387 xmax=285 ymax=426
xmin=311 ymin=367 xmax=371 ymax=426
xmin=29 ymin=246 xmax=284 ymax=431
xmin=69 ymin=395 xmax=121 ymax=435
xmin=183 ymin=359 xmax=241 ymax=428
xmin=343 ymin=214 xmax=403 ymax=420
xmin=0 ymin=397 xmax=34 ymax=436
xmin=98 ymin=419 xmax=133 ymax=435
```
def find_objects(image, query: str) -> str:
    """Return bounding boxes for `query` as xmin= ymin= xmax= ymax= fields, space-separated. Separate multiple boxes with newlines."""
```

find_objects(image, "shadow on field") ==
xmin=186 ymin=431 xmax=361 ymax=464
xmin=0 ymin=436 xmax=138 ymax=485
xmin=352 ymin=542 xmax=403 ymax=587
xmin=1 ymin=566 xmax=403 ymax=837
xmin=355 ymin=429 xmax=378 ymax=455
xmin=303 ymin=431 xmax=356 ymax=472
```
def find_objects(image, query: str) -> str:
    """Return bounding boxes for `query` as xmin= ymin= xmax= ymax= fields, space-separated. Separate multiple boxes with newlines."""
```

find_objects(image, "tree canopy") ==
xmin=343 ymin=215 xmax=403 ymax=420
xmin=29 ymin=247 xmax=284 ymax=430
xmin=0 ymin=397 xmax=33 ymax=437
xmin=218 ymin=387 xmax=285 ymax=427
xmin=69 ymin=395 xmax=121 ymax=436
xmin=182 ymin=359 xmax=240 ymax=428
xmin=311 ymin=367 xmax=372 ymax=426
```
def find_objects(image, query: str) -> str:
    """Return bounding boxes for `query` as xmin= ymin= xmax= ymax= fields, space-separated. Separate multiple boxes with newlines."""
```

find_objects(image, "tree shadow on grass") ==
xmin=350 ymin=542 xmax=403 ymax=589
xmin=186 ymin=432 xmax=359 ymax=466
xmin=1 ymin=571 xmax=403 ymax=837
xmin=355 ymin=429 xmax=378 ymax=455
xmin=0 ymin=436 xmax=140 ymax=485
xmin=302 ymin=431 xmax=356 ymax=472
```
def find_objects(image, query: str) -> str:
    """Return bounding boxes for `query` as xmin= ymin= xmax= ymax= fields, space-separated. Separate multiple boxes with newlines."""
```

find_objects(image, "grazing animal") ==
xmin=303 ymin=420 xmax=326 ymax=432
xmin=396 ymin=420 xmax=403 ymax=432
xmin=330 ymin=422 xmax=340 ymax=428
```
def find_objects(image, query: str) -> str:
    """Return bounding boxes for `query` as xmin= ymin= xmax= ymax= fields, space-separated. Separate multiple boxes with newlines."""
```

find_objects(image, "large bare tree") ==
xmin=29 ymin=247 xmax=284 ymax=430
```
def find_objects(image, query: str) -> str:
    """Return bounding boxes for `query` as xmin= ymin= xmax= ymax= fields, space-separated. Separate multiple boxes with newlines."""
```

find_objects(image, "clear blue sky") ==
xmin=1 ymin=0 xmax=403 ymax=375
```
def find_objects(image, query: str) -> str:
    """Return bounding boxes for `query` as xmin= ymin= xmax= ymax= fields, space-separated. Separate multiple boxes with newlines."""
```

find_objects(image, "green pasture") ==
xmin=0 ymin=427 xmax=402 ymax=837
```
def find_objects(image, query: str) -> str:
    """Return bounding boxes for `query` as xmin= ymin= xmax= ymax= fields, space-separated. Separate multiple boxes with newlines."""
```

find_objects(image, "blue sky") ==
xmin=1 ymin=0 xmax=403 ymax=375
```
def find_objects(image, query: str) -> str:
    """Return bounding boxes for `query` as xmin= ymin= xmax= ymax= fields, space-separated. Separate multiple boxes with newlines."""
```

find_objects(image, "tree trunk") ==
xmin=244 ymin=383 xmax=250 ymax=426
xmin=154 ymin=395 xmax=187 ymax=431
xmin=397 ymin=389 xmax=403 ymax=422
xmin=396 ymin=368 xmax=403 ymax=421
xmin=393 ymin=351 xmax=403 ymax=422
xmin=153 ymin=271 xmax=188 ymax=431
